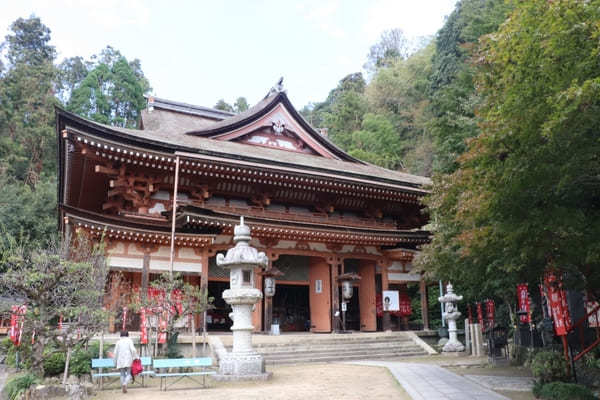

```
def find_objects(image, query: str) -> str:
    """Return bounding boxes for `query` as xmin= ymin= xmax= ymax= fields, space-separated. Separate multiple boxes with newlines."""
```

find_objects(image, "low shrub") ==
xmin=3 ymin=373 xmax=39 ymax=400
xmin=3 ymin=340 xmax=32 ymax=370
xmin=69 ymin=345 xmax=94 ymax=377
xmin=531 ymin=350 xmax=568 ymax=383
xmin=43 ymin=351 xmax=65 ymax=376
xmin=532 ymin=381 xmax=596 ymax=400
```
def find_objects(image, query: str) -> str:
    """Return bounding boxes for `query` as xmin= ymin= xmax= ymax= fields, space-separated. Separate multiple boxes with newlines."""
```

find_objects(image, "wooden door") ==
xmin=359 ymin=260 xmax=377 ymax=331
xmin=309 ymin=258 xmax=331 ymax=332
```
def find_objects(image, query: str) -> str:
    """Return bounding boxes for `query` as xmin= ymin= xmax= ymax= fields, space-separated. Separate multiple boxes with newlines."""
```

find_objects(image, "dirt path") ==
xmin=95 ymin=363 xmax=410 ymax=400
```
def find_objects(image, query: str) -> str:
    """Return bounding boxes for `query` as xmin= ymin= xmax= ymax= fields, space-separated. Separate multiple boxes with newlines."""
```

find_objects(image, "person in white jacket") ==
xmin=113 ymin=330 xmax=138 ymax=393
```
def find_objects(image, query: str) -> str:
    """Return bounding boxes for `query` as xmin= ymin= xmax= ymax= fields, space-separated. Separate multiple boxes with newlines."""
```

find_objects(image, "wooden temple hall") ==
xmin=56 ymin=82 xmax=433 ymax=334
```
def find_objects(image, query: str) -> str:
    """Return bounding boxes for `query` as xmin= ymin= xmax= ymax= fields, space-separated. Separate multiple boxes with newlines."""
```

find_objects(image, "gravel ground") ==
xmin=94 ymin=363 xmax=410 ymax=400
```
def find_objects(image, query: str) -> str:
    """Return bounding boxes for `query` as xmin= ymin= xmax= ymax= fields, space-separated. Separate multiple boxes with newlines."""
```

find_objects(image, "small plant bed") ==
xmin=532 ymin=381 xmax=596 ymax=400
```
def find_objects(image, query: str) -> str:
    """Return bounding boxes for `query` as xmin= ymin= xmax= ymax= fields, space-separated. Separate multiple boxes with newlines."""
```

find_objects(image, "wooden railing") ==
xmin=568 ymin=302 xmax=600 ymax=362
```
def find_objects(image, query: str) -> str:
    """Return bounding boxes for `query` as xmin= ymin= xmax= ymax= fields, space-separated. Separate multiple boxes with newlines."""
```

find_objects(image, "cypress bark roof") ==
xmin=57 ymin=107 xmax=431 ymax=190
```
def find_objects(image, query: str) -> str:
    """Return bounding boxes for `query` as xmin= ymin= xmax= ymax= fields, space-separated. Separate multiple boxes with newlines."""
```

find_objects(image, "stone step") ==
xmin=263 ymin=350 xmax=427 ymax=365
xmin=249 ymin=342 xmax=422 ymax=355
xmin=260 ymin=346 xmax=425 ymax=360
xmin=250 ymin=337 xmax=414 ymax=349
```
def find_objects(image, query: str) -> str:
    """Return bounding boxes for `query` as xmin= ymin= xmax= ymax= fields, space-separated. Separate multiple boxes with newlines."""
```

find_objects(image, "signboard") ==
xmin=517 ymin=284 xmax=531 ymax=324
xmin=382 ymin=290 xmax=400 ymax=312
xmin=315 ymin=279 xmax=322 ymax=294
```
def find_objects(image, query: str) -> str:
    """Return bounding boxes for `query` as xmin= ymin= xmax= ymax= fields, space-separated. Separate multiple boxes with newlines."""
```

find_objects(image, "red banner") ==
xmin=517 ymin=284 xmax=531 ymax=324
xmin=559 ymin=282 xmax=572 ymax=332
xmin=158 ymin=311 xmax=167 ymax=344
xmin=9 ymin=305 xmax=18 ymax=344
xmin=14 ymin=305 xmax=26 ymax=346
xmin=399 ymin=291 xmax=412 ymax=316
xmin=476 ymin=302 xmax=483 ymax=326
xmin=140 ymin=308 xmax=148 ymax=344
xmin=485 ymin=299 xmax=495 ymax=330
xmin=545 ymin=273 xmax=567 ymax=336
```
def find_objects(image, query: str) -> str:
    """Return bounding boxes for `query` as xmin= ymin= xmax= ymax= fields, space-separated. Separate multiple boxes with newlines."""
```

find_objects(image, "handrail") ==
xmin=568 ymin=302 xmax=600 ymax=333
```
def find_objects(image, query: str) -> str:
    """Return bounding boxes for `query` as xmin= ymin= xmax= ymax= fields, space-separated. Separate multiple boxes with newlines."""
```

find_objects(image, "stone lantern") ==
xmin=438 ymin=283 xmax=465 ymax=353
xmin=214 ymin=217 xmax=272 ymax=380
xmin=337 ymin=272 xmax=361 ymax=332
xmin=259 ymin=266 xmax=284 ymax=334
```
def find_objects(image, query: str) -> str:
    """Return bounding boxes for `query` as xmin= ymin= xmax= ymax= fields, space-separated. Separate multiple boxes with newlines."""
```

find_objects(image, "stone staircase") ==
xmin=220 ymin=332 xmax=432 ymax=365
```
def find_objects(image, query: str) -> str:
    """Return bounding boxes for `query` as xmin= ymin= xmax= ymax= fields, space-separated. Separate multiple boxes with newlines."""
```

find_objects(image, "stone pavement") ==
xmin=464 ymin=374 xmax=534 ymax=392
xmin=349 ymin=361 xmax=509 ymax=400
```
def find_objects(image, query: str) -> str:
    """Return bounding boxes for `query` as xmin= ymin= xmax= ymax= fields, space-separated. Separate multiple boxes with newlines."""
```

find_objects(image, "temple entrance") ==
xmin=343 ymin=259 xmax=377 ymax=332
xmin=273 ymin=284 xmax=310 ymax=331
xmin=207 ymin=281 xmax=233 ymax=331
xmin=339 ymin=286 xmax=361 ymax=331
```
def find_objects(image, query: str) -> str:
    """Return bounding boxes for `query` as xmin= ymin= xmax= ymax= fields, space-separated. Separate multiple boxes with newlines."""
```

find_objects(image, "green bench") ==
xmin=152 ymin=357 xmax=215 ymax=391
xmin=91 ymin=357 xmax=153 ymax=388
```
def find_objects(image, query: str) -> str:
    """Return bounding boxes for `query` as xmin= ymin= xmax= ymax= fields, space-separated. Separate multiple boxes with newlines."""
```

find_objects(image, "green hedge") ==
xmin=533 ymin=381 xmax=596 ymax=400
xmin=531 ymin=350 xmax=569 ymax=383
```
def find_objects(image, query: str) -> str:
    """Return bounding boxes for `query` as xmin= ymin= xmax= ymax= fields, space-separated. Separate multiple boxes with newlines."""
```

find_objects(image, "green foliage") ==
xmin=4 ymin=17 xmax=55 ymax=67
xmin=531 ymin=351 xmax=569 ymax=384
xmin=428 ymin=0 xmax=511 ymax=174
xmin=3 ymin=339 xmax=33 ymax=370
xmin=43 ymin=351 xmax=65 ymax=377
xmin=69 ymin=344 xmax=99 ymax=376
xmin=166 ymin=332 xmax=182 ymax=359
xmin=0 ymin=236 xmax=109 ymax=376
xmin=418 ymin=0 xmax=600 ymax=301
xmin=3 ymin=373 xmax=40 ymax=400
xmin=532 ymin=381 xmax=596 ymax=400
xmin=67 ymin=46 xmax=150 ymax=128
xmin=214 ymin=99 xmax=234 ymax=112
xmin=0 ymin=16 xmax=59 ymax=185
xmin=348 ymin=114 xmax=404 ymax=170
xmin=365 ymin=43 xmax=435 ymax=175
xmin=0 ymin=177 xmax=57 ymax=249
xmin=234 ymin=97 xmax=249 ymax=113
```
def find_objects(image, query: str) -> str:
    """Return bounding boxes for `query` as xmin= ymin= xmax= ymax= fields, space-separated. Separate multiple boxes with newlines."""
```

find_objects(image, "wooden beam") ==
xmin=94 ymin=165 xmax=119 ymax=175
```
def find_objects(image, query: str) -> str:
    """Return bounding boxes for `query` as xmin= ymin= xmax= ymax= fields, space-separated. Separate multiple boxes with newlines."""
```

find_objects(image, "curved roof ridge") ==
xmin=146 ymin=95 xmax=235 ymax=119
xmin=185 ymin=91 xmax=364 ymax=163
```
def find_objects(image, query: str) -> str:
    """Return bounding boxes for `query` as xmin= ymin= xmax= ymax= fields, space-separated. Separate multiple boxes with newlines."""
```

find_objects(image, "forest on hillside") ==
xmin=1 ymin=0 xmax=599 ymax=306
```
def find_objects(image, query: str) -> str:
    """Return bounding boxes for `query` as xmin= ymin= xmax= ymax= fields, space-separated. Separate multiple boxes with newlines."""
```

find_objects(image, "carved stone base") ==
xmin=215 ymin=353 xmax=271 ymax=381
xmin=442 ymin=340 xmax=465 ymax=352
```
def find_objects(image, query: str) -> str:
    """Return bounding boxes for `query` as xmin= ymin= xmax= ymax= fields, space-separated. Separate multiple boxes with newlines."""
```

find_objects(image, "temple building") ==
xmin=56 ymin=82 xmax=432 ymax=334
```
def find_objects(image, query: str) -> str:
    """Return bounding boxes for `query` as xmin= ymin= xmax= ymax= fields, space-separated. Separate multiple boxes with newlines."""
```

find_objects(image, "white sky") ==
xmin=1 ymin=0 xmax=456 ymax=109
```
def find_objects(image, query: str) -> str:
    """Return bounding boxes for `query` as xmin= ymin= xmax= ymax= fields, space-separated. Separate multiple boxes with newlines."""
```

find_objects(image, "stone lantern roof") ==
xmin=216 ymin=217 xmax=268 ymax=270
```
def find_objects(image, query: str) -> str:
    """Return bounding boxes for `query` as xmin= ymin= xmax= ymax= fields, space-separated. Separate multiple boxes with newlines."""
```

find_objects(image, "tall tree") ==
xmin=428 ymin=0 xmax=511 ymax=173
xmin=418 ymin=0 xmax=600 ymax=300
xmin=214 ymin=99 xmax=234 ymax=112
xmin=0 ymin=16 xmax=58 ymax=185
xmin=0 ymin=235 xmax=109 ymax=377
xmin=234 ymin=97 xmax=249 ymax=113
xmin=67 ymin=46 xmax=150 ymax=128
xmin=366 ymin=43 xmax=435 ymax=175
xmin=364 ymin=29 xmax=410 ymax=73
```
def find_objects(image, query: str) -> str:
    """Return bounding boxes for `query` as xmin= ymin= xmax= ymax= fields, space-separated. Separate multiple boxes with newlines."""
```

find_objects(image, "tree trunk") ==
xmin=203 ymin=310 xmax=207 ymax=355
xmin=62 ymin=347 xmax=71 ymax=385
xmin=191 ymin=313 xmax=196 ymax=358
xmin=30 ymin=336 xmax=46 ymax=377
